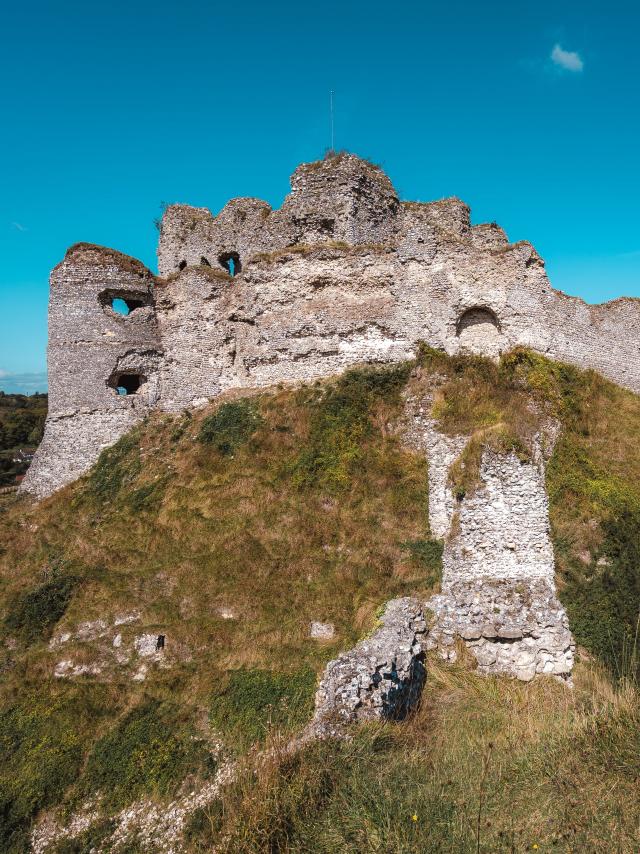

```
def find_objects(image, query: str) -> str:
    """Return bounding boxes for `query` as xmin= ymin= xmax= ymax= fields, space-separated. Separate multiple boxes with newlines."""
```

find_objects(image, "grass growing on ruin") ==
xmin=0 ymin=365 xmax=435 ymax=843
xmin=0 ymin=352 xmax=639 ymax=848
xmin=209 ymin=667 xmax=316 ymax=751
xmin=81 ymin=698 xmax=216 ymax=810
xmin=186 ymin=659 xmax=640 ymax=853
xmin=415 ymin=345 xmax=640 ymax=676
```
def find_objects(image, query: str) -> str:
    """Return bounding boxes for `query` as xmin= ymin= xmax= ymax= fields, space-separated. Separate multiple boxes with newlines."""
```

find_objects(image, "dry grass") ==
xmin=187 ymin=659 xmax=639 ymax=853
xmin=1 ymin=352 xmax=640 ymax=850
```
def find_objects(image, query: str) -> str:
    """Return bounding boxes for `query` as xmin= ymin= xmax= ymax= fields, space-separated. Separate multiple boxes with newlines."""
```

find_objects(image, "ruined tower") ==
xmin=22 ymin=153 xmax=640 ymax=498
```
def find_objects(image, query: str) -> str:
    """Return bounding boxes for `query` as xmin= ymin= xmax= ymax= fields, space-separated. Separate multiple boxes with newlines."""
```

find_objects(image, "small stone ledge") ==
xmin=311 ymin=597 xmax=426 ymax=737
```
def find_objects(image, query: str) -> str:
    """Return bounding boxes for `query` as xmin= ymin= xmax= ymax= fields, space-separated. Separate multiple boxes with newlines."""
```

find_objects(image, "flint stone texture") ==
xmin=426 ymin=579 xmax=575 ymax=681
xmin=310 ymin=621 xmax=335 ymax=640
xmin=22 ymin=153 xmax=640 ymax=498
xmin=413 ymin=408 xmax=575 ymax=681
xmin=312 ymin=597 xmax=426 ymax=735
xmin=442 ymin=449 xmax=556 ymax=586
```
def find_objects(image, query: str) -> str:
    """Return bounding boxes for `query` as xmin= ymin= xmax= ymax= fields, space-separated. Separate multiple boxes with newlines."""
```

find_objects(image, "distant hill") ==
xmin=0 ymin=391 xmax=47 ymax=486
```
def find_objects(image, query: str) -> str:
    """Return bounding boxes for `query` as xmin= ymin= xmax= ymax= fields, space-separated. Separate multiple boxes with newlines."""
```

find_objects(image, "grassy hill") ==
xmin=0 ymin=350 xmax=638 ymax=852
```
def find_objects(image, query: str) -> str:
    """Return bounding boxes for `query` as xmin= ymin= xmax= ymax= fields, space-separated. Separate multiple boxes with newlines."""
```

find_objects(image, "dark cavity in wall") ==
xmin=200 ymin=256 xmax=211 ymax=267
xmin=110 ymin=373 xmax=144 ymax=396
xmin=218 ymin=251 xmax=241 ymax=277
xmin=178 ymin=260 xmax=187 ymax=271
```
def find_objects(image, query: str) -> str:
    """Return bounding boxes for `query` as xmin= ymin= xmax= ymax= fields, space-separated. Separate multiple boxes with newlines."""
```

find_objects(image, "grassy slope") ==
xmin=0 ymin=353 xmax=638 ymax=852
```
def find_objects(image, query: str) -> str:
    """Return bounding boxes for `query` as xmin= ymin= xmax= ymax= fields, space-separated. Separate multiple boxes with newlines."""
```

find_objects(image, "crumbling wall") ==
xmin=21 ymin=245 xmax=162 ymax=497
xmin=22 ymin=154 xmax=640 ymax=499
xmin=154 ymin=267 xmax=238 ymax=411
xmin=312 ymin=597 xmax=426 ymax=736
xmin=406 ymin=393 xmax=574 ymax=681
xmin=157 ymin=154 xmax=401 ymax=278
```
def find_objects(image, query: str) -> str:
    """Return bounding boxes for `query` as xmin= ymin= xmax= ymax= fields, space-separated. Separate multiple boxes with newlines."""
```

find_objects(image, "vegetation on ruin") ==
xmin=189 ymin=660 xmax=639 ymax=853
xmin=0 ymin=352 xmax=638 ymax=850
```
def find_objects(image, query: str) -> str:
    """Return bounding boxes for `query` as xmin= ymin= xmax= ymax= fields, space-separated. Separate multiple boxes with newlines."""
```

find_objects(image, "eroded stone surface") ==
xmin=310 ymin=621 xmax=335 ymax=640
xmin=426 ymin=579 xmax=574 ymax=681
xmin=442 ymin=449 xmax=556 ymax=586
xmin=22 ymin=154 xmax=640 ymax=498
xmin=312 ymin=597 xmax=426 ymax=735
xmin=410 ymin=396 xmax=575 ymax=682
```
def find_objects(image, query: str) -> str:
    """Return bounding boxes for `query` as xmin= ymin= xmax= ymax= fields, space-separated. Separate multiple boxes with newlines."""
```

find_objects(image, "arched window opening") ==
xmin=200 ymin=256 xmax=211 ymax=267
xmin=178 ymin=260 xmax=187 ymax=271
xmin=455 ymin=306 xmax=502 ymax=357
xmin=114 ymin=374 xmax=144 ymax=395
xmin=218 ymin=251 xmax=241 ymax=277
xmin=111 ymin=297 xmax=145 ymax=316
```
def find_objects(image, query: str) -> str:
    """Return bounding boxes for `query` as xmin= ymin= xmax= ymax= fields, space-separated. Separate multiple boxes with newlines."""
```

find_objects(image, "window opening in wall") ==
xmin=200 ymin=256 xmax=211 ymax=267
xmin=111 ymin=297 xmax=145 ymax=316
xmin=178 ymin=260 xmax=187 ymax=271
xmin=218 ymin=251 xmax=241 ymax=277
xmin=115 ymin=374 xmax=144 ymax=395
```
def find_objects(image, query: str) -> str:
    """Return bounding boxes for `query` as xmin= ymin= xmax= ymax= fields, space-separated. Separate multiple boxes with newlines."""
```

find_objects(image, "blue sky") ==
xmin=1 ymin=0 xmax=638 ymax=393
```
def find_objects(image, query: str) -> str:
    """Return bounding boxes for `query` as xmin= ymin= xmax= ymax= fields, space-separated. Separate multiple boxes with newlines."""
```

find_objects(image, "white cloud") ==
xmin=551 ymin=44 xmax=584 ymax=72
xmin=11 ymin=222 xmax=27 ymax=232
xmin=0 ymin=371 xmax=48 ymax=394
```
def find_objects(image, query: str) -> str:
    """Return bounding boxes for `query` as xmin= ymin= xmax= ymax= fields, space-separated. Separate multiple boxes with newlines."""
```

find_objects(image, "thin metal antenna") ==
xmin=330 ymin=89 xmax=335 ymax=152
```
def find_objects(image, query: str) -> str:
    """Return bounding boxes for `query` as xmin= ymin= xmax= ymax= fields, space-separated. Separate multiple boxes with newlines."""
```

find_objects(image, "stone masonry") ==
xmin=22 ymin=153 xmax=640 ymax=497
xmin=406 ymin=393 xmax=575 ymax=681
xmin=311 ymin=597 xmax=427 ymax=736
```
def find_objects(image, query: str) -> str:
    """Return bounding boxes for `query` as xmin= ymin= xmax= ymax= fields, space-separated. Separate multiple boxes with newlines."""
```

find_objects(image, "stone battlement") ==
xmin=22 ymin=153 xmax=640 ymax=498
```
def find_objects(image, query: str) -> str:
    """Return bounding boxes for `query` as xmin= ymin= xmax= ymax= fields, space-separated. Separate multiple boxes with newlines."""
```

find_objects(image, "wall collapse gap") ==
xmin=218 ymin=251 xmax=241 ymax=277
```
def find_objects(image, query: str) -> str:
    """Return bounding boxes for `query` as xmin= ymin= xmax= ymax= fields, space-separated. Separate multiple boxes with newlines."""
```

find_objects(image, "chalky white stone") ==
xmin=310 ymin=621 xmax=335 ymax=640
xmin=21 ymin=154 xmax=640 ymax=498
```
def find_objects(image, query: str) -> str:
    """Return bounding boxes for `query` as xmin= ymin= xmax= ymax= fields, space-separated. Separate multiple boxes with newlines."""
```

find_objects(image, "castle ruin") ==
xmin=22 ymin=153 xmax=640 ymax=498
xmin=23 ymin=152 xmax=640 ymax=684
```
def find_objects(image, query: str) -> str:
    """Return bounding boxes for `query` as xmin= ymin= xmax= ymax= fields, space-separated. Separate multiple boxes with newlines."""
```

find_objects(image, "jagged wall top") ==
xmin=159 ymin=154 xmax=419 ymax=275
xmin=21 ymin=153 xmax=640 ymax=498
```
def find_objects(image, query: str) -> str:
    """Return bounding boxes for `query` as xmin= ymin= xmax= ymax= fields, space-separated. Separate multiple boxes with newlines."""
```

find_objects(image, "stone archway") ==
xmin=456 ymin=306 xmax=502 ymax=357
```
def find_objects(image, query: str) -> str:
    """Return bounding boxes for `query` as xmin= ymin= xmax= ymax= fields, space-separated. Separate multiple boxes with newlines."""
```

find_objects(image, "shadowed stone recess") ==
xmin=311 ymin=597 xmax=426 ymax=736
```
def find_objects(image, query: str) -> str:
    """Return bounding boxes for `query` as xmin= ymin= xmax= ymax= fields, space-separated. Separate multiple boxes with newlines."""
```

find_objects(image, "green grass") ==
xmin=0 ymin=352 xmax=639 ymax=849
xmin=4 ymin=569 xmax=79 ymax=645
xmin=198 ymin=399 xmax=263 ymax=455
xmin=82 ymin=698 xmax=215 ymax=810
xmin=0 ymin=688 xmax=113 ymax=854
xmin=415 ymin=345 xmax=640 ymax=677
xmin=188 ymin=661 xmax=640 ymax=853
xmin=209 ymin=667 xmax=317 ymax=751
xmin=290 ymin=364 xmax=411 ymax=492
xmin=0 ymin=364 xmax=434 ymax=842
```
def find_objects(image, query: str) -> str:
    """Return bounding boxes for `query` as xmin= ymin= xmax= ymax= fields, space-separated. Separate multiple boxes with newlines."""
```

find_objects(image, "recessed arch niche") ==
xmin=456 ymin=306 xmax=503 ymax=357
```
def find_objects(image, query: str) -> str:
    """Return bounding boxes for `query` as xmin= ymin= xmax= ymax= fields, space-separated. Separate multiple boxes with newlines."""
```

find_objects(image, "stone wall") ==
xmin=21 ymin=245 xmax=161 ymax=497
xmin=406 ymin=395 xmax=575 ymax=681
xmin=23 ymin=154 xmax=640 ymax=498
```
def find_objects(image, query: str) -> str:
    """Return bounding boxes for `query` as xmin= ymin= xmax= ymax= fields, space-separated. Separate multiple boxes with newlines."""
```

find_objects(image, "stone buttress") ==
xmin=405 ymin=394 xmax=574 ymax=681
